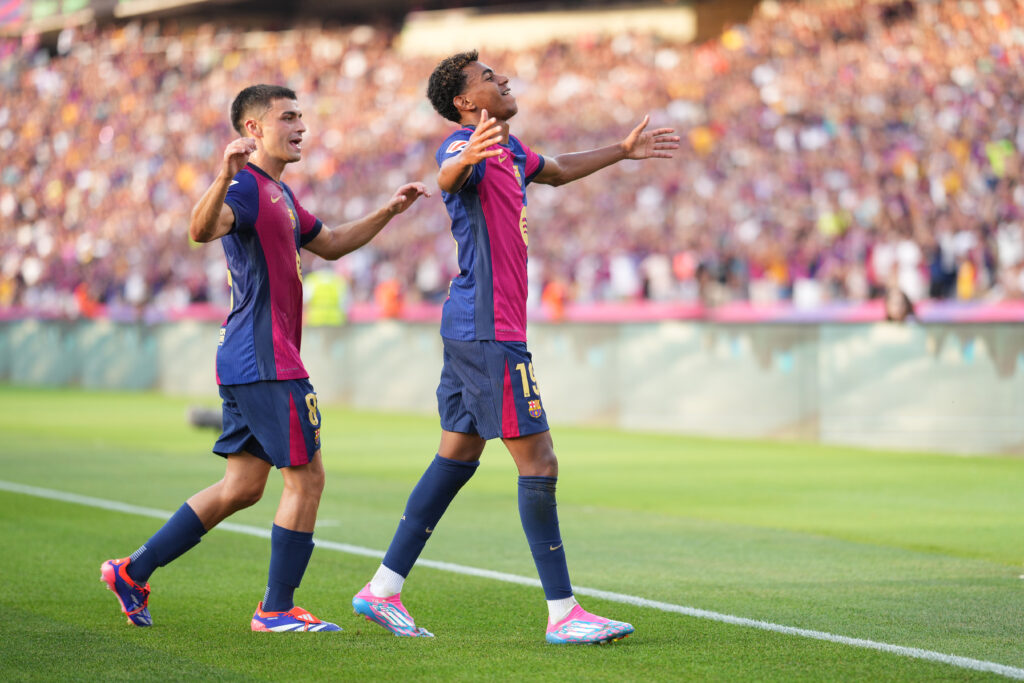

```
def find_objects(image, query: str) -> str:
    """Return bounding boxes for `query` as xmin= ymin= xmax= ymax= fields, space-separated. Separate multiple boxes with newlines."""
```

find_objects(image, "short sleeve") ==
xmin=515 ymin=136 xmax=545 ymax=185
xmin=224 ymin=171 xmax=259 ymax=233
xmin=436 ymin=129 xmax=486 ymax=189
xmin=285 ymin=186 xmax=323 ymax=247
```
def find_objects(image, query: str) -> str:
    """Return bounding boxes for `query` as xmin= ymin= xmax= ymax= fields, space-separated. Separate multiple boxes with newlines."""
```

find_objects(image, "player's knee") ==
xmin=533 ymin=450 xmax=558 ymax=477
xmin=517 ymin=446 xmax=558 ymax=477
xmin=286 ymin=464 xmax=325 ymax=500
xmin=223 ymin=481 xmax=264 ymax=509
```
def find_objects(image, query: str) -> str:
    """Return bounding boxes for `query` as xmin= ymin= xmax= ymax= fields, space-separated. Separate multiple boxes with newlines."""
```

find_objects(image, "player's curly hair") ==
xmin=230 ymin=84 xmax=297 ymax=135
xmin=427 ymin=50 xmax=479 ymax=123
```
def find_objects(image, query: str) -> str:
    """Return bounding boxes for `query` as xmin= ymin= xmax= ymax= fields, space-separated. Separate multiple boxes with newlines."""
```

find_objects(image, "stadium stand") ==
xmin=1 ymin=0 xmax=1022 ymax=321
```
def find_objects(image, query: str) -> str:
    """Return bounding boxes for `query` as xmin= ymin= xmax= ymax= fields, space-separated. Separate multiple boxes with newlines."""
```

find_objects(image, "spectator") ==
xmin=2 ymin=1 xmax=1023 ymax=317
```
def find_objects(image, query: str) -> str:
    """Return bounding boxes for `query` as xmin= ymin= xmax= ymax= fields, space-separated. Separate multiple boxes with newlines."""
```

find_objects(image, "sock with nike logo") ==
xmin=381 ymin=454 xmax=479 ymax=578
xmin=518 ymin=475 xmax=572 ymax=600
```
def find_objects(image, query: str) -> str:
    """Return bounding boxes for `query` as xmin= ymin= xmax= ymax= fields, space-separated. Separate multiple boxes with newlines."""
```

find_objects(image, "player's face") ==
xmin=461 ymin=61 xmax=517 ymax=120
xmin=256 ymin=98 xmax=306 ymax=163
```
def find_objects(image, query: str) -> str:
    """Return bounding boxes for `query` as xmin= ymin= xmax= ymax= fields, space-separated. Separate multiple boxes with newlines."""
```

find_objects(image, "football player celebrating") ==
xmin=352 ymin=52 xmax=678 ymax=644
xmin=101 ymin=84 xmax=429 ymax=632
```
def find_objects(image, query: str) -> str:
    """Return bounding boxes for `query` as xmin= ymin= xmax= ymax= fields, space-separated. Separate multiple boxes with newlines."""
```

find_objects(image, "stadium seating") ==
xmin=1 ymin=0 xmax=1022 ymax=319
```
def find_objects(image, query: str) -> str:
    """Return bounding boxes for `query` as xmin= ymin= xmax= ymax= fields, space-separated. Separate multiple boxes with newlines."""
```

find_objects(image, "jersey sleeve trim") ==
xmin=300 ymin=220 xmax=323 ymax=247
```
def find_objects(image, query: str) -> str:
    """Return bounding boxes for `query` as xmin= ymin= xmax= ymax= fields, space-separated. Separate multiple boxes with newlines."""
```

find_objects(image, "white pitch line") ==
xmin=3 ymin=479 xmax=1022 ymax=680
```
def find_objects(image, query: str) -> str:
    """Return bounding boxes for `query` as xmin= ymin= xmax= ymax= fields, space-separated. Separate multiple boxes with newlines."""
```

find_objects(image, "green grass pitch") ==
xmin=1 ymin=384 xmax=1022 ymax=681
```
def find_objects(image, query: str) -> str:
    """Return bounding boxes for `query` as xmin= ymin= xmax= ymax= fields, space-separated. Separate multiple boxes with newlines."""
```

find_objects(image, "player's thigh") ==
xmin=224 ymin=451 xmax=274 ymax=489
xmin=438 ymin=429 xmax=487 ymax=462
xmin=280 ymin=450 xmax=326 ymax=496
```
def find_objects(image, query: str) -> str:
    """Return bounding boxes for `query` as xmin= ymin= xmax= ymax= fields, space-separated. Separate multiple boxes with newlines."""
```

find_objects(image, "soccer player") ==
xmin=101 ymin=84 xmax=429 ymax=632
xmin=352 ymin=51 xmax=679 ymax=644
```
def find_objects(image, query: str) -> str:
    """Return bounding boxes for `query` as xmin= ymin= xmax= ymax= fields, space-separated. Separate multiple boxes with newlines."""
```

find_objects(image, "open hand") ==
xmin=459 ymin=109 xmax=505 ymax=165
xmin=387 ymin=182 xmax=432 ymax=214
xmin=621 ymin=116 xmax=680 ymax=160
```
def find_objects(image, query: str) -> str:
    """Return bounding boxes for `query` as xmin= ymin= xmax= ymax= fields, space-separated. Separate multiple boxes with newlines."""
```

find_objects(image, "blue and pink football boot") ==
xmin=352 ymin=583 xmax=434 ymax=637
xmin=545 ymin=604 xmax=634 ymax=644
xmin=100 ymin=558 xmax=152 ymax=627
xmin=251 ymin=603 xmax=341 ymax=632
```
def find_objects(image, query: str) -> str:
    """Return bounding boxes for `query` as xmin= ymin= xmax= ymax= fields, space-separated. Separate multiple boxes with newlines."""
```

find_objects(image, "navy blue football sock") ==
xmin=518 ymin=475 xmax=573 ymax=600
xmin=126 ymin=503 xmax=206 ymax=584
xmin=382 ymin=454 xmax=479 ymax=577
xmin=262 ymin=524 xmax=315 ymax=613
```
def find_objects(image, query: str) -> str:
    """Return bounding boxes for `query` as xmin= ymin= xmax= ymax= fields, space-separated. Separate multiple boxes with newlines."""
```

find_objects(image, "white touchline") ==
xmin=3 ymin=479 xmax=1022 ymax=680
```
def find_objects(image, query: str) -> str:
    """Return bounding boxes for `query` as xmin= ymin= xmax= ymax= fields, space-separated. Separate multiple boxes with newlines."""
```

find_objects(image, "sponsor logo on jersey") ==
xmin=528 ymin=399 xmax=543 ymax=418
xmin=446 ymin=139 xmax=469 ymax=154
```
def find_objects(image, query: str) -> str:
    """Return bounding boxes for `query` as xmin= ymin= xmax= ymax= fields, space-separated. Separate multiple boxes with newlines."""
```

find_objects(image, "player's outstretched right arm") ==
xmin=189 ymin=138 xmax=256 ymax=243
xmin=437 ymin=109 xmax=503 ymax=194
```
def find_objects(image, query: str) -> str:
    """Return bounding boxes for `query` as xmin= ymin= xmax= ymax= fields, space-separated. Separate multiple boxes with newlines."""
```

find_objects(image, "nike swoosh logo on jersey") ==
xmin=270 ymin=194 xmax=283 ymax=203
xmin=230 ymin=180 xmax=238 ymax=186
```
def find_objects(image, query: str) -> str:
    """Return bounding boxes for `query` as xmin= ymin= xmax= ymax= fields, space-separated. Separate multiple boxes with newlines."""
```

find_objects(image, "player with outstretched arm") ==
xmin=101 ymin=84 xmax=429 ymax=632
xmin=352 ymin=51 xmax=678 ymax=644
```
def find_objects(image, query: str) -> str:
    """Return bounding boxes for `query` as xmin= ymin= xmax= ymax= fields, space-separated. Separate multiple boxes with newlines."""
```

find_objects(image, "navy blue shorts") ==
xmin=213 ymin=379 xmax=322 ymax=468
xmin=437 ymin=338 xmax=550 ymax=440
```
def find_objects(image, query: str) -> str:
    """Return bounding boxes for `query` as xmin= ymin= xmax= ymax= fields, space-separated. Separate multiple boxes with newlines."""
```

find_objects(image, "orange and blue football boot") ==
xmin=251 ymin=603 xmax=341 ymax=632
xmin=100 ymin=558 xmax=152 ymax=627
xmin=352 ymin=583 xmax=433 ymax=637
xmin=545 ymin=604 xmax=634 ymax=644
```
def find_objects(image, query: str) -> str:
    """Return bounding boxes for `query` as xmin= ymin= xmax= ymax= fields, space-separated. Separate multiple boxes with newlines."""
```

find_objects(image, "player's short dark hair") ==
xmin=427 ymin=50 xmax=479 ymax=123
xmin=230 ymin=84 xmax=297 ymax=135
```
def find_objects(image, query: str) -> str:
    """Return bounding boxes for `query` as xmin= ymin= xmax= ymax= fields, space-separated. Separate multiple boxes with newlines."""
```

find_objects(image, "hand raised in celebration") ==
xmin=458 ymin=109 xmax=505 ymax=165
xmin=386 ymin=182 xmax=432 ymax=215
xmin=222 ymin=137 xmax=257 ymax=178
xmin=621 ymin=116 xmax=680 ymax=160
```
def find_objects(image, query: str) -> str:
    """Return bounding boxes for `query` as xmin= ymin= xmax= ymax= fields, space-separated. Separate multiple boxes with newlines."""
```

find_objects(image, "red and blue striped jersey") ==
xmin=216 ymin=163 xmax=322 ymax=385
xmin=436 ymin=128 xmax=545 ymax=342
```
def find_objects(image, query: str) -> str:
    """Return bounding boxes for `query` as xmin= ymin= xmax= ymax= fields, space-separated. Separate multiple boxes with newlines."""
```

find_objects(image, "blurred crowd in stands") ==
xmin=1 ymin=0 xmax=1023 ymax=320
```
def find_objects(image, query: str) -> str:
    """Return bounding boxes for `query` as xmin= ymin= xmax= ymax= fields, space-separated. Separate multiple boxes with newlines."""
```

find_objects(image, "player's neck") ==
xmin=249 ymin=151 xmax=287 ymax=183
xmin=467 ymin=116 xmax=510 ymax=145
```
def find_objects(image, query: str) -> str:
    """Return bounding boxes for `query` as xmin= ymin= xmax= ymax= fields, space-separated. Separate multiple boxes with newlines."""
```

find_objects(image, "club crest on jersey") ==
xmin=446 ymin=140 xmax=469 ymax=154
xmin=287 ymin=207 xmax=296 ymax=230
xmin=528 ymin=399 xmax=543 ymax=418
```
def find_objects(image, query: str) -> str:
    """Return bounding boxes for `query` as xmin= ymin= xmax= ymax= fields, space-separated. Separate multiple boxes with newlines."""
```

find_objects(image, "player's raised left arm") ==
xmin=304 ymin=182 xmax=431 ymax=261
xmin=532 ymin=115 xmax=679 ymax=187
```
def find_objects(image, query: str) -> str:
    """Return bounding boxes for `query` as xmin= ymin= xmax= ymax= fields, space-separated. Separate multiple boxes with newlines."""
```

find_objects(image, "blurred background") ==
xmin=2 ymin=0 xmax=1023 ymax=453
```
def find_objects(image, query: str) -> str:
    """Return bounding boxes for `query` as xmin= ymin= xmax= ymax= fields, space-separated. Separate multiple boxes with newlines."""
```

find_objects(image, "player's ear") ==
xmin=244 ymin=118 xmax=261 ymax=138
xmin=453 ymin=95 xmax=473 ymax=113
